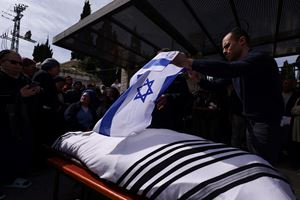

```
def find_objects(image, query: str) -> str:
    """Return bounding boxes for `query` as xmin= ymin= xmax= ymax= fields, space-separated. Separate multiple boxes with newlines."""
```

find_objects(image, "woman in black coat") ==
xmin=0 ymin=50 xmax=40 ymax=193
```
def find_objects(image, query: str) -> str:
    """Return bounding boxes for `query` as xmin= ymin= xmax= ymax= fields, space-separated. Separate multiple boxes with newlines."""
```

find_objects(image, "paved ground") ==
xmin=277 ymin=163 xmax=300 ymax=199
xmin=2 ymin=161 xmax=300 ymax=200
xmin=2 ymin=166 xmax=113 ymax=200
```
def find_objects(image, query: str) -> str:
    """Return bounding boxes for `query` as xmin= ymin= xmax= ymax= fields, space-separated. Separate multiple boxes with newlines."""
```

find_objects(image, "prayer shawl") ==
xmin=53 ymin=129 xmax=295 ymax=200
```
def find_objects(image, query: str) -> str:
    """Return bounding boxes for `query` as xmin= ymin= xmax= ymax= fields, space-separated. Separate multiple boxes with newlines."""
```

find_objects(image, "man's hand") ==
xmin=20 ymin=85 xmax=40 ymax=97
xmin=188 ymin=71 xmax=201 ymax=81
xmin=171 ymin=52 xmax=193 ymax=71
xmin=156 ymin=95 xmax=168 ymax=110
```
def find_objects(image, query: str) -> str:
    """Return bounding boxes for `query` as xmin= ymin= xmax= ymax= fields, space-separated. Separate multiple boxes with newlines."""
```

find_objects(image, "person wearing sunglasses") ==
xmin=0 ymin=50 xmax=41 ymax=197
xmin=1 ymin=50 xmax=23 ymax=77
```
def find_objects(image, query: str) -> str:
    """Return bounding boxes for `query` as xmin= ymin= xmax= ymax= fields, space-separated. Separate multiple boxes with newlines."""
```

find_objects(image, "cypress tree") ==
xmin=81 ymin=0 xmax=91 ymax=19
xmin=32 ymin=37 xmax=53 ymax=63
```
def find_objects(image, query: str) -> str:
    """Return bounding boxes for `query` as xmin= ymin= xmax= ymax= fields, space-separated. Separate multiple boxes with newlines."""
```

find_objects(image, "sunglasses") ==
xmin=6 ymin=59 xmax=23 ymax=65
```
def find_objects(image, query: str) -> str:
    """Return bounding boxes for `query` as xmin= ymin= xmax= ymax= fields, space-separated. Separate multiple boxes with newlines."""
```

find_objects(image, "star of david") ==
xmin=134 ymin=78 xmax=154 ymax=103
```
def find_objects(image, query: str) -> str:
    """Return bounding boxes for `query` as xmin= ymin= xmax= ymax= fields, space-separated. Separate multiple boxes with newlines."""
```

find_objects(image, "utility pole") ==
xmin=11 ymin=4 xmax=28 ymax=52
xmin=0 ymin=4 xmax=36 ymax=52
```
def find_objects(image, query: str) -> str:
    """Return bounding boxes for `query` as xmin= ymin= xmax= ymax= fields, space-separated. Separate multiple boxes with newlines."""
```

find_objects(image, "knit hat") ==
xmin=22 ymin=57 xmax=36 ymax=67
xmin=41 ymin=58 xmax=60 ymax=71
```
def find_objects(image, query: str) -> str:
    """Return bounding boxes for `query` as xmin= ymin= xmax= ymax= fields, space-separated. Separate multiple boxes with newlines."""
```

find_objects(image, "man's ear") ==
xmin=239 ymin=36 xmax=247 ymax=46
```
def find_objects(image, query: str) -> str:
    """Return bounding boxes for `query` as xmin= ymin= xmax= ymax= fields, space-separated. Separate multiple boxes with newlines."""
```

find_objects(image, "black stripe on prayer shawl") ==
xmin=203 ymin=173 xmax=287 ymax=200
xmin=149 ymin=152 xmax=249 ymax=199
xmin=121 ymin=141 xmax=215 ymax=188
xmin=117 ymin=139 xmax=208 ymax=185
xmin=179 ymin=163 xmax=288 ymax=200
xmin=129 ymin=144 xmax=230 ymax=192
xmin=140 ymin=148 xmax=240 ymax=197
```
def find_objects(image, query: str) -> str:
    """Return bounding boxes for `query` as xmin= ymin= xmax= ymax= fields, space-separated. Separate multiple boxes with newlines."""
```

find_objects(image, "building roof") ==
xmin=53 ymin=0 xmax=300 ymax=68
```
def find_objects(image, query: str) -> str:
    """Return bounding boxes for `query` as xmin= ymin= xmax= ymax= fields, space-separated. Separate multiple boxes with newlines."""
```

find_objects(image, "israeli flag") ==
xmin=93 ymin=51 xmax=185 ymax=137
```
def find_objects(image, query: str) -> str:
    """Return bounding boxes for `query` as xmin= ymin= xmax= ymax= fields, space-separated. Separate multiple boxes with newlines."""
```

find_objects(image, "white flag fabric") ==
xmin=93 ymin=51 xmax=185 ymax=137
xmin=129 ymin=51 xmax=180 ymax=86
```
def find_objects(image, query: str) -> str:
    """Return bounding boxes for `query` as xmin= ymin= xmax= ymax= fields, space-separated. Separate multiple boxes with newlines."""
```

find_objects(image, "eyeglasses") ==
xmin=5 ymin=59 xmax=23 ymax=65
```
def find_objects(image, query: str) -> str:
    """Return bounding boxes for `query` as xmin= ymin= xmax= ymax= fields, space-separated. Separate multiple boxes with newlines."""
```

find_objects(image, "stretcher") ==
xmin=48 ymin=156 xmax=142 ymax=200
xmin=51 ymin=129 xmax=296 ymax=200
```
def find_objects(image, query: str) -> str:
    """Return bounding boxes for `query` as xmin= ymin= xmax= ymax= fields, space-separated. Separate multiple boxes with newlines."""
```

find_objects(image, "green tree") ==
xmin=281 ymin=60 xmax=295 ymax=80
xmin=79 ymin=56 xmax=99 ymax=72
xmin=71 ymin=0 xmax=91 ymax=60
xmin=78 ymin=57 xmax=118 ymax=86
xmin=32 ymin=38 xmax=53 ymax=63
xmin=81 ymin=0 xmax=91 ymax=19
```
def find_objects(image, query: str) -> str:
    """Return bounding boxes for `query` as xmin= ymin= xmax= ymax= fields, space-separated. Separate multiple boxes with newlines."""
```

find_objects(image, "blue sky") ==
xmin=0 ymin=0 xmax=298 ymax=66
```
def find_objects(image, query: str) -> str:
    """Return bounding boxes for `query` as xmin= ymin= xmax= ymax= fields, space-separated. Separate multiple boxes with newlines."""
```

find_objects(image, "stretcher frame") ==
xmin=48 ymin=156 xmax=143 ymax=200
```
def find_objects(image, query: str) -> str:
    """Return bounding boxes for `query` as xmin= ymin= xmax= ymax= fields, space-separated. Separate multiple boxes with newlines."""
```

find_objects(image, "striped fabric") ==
xmin=53 ymin=129 xmax=295 ymax=200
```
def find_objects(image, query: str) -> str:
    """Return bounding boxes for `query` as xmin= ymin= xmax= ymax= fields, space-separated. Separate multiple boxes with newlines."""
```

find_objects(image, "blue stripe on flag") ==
xmin=98 ymin=88 xmax=132 ymax=136
xmin=157 ymin=72 xmax=183 ymax=99
xmin=143 ymin=58 xmax=171 ymax=69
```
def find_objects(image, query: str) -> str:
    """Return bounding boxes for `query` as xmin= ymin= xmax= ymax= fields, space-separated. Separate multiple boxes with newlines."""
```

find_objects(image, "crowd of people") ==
xmin=1 ymin=28 xmax=300 ymax=199
xmin=0 ymin=50 xmax=120 ymax=199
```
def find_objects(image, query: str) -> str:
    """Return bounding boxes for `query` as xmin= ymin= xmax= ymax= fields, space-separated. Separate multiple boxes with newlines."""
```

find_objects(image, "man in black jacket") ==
xmin=32 ymin=58 xmax=61 ymax=158
xmin=173 ymin=28 xmax=284 ymax=165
